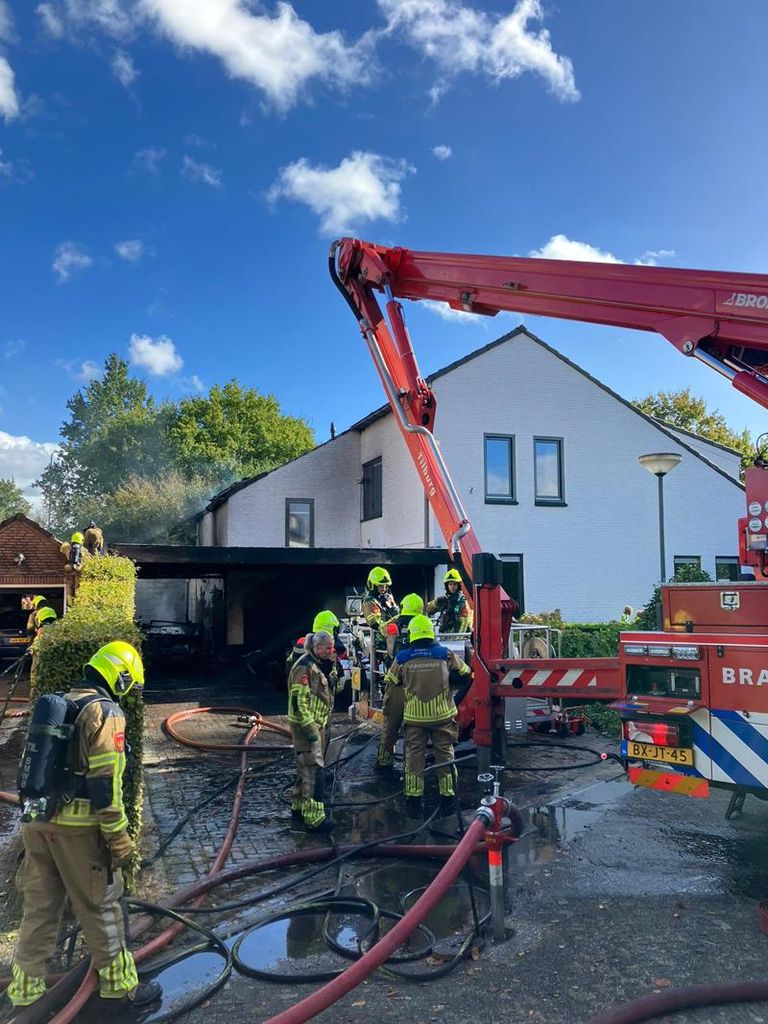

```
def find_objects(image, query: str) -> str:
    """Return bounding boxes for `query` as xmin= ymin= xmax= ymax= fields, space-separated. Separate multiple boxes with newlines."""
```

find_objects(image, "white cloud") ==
xmin=181 ymin=154 xmax=222 ymax=188
xmin=0 ymin=150 xmax=33 ymax=184
xmin=432 ymin=144 xmax=452 ymax=160
xmin=141 ymin=0 xmax=374 ymax=111
xmin=115 ymin=238 xmax=144 ymax=261
xmin=528 ymin=234 xmax=620 ymax=263
xmin=378 ymin=0 xmax=578 ymax=102
xmin=635 ymin=248 xmax=676 ymax=267
xmin=36 ymin=3 xmax=65 ymax=38
xmin=267 ymin=150 xmax=413 ymax=235
xmin=421 ymin=299 xmax=477 ymax=323
xmin=3 ymin=339 xmax=26 ymax=359
xmin=55 ymin=357 xmax=102 ymax=381
xmin=178 ymin=373 xmax=205 ymax=393
xmin=129 ymin=332 xmax=183 ymax=376
xmin=0 ymin=430 xmax=58 ymax=497
xmin=77 ymin=359 xmax=100 ymax=381
xmin=134 ymin=146 xmax=166 ymax=174
xmin=55 ymin=0 xmax=134 ymax=39
xmin=0 ymin=2 xmax=14 ymax=42
xmin=0 ymin=56 xmax=19 ymax=121
xmin=528 ymin=234 xmax=676 ymax=267
xmin=112 ymin=49 xmax=139 ymax=87
xmin=184 ymin=133 xmax=210 ymax=148
xmin=52 ymin=241 xmax=93 ymax=283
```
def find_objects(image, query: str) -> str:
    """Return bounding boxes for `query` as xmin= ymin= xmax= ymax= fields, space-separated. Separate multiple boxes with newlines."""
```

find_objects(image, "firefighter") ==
xmin=385 ymin=614 xmax=471 ymax=815
xmin=287 ymin=631 xmax=336 ymax=832
xmin=66 ymin=532 xmax=86 ymax=573
xmin=362 ymin=567 xmax=399 ymax=633
xmin=25 ymin=596 xmax=48 ymax=639
xmin=285 ymin=611 xmax=344 ymax=681
xmin=9 ymin=641 xmax=161 ymax=1010
xmin=427 ymin=568 xmax=472 ymax=633
xmin=376 ymin=593 xmax=424 ymax=770
xmin=83 ymin=521 xmax=105 ymax=557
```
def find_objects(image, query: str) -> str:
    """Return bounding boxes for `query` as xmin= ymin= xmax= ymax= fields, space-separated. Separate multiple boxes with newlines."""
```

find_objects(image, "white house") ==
xmin=197 ymin=327 xmax=745 ymax=622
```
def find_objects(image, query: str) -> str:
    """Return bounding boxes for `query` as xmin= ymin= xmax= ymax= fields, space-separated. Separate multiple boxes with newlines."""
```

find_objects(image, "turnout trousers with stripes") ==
xmin=290 ymin=724 xmax=328 ymax=827
xmin=403 ymin=719 xmax=458 ymax=798
xmin=10 ymin=822 xmax=137 ymax=1005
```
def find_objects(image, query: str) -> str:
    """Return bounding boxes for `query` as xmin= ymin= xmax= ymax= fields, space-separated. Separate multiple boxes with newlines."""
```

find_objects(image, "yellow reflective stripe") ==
xmin=88 ymin=753 xmax=119 ymax=769
xmin=100 ymin=814 xmax=128 ymax=834
xmin=403 ymin=694 xmax=456 ymax=723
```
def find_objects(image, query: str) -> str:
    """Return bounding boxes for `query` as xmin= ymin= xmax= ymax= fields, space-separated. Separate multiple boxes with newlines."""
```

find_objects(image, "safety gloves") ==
xmin=105 ymin=830 xmax=135 ymax=870
xmin=302 ymin=724 xmax=320 ymax=744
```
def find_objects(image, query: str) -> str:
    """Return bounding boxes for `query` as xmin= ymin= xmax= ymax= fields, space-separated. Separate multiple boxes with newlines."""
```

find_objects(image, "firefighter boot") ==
xmin=307 ymin=816 xmax=336 ymax=833
xmin=405 ymin=796 xmax=423 ymax=818
xmin=439 ymin=794 xmax=458 ymax=817
xmin=106 ymin=980 xmax=162 ymax=1013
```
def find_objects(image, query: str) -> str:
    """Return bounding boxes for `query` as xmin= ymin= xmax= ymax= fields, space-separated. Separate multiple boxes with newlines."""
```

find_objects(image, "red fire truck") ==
xmin=330 ymin=240 xmax=768 ymax=813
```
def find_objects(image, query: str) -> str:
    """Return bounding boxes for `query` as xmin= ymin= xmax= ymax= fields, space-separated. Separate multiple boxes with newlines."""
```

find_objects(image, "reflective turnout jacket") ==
xmin=426 ymin=591 xmax=472 ymax=633
xmin=362 ymin=589 xmax=400 ymax=632
xmin=52 ymin=686 xmax=128 ymax=834
xmin=287 ymin=652 xmax=333 ymax=730
xmin=385 ymin=642 xmax=470 ymax=724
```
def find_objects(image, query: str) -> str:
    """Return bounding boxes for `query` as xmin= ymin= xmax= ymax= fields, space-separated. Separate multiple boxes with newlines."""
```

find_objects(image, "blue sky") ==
xmin=1 ymin=0 xmax=767 ymax=498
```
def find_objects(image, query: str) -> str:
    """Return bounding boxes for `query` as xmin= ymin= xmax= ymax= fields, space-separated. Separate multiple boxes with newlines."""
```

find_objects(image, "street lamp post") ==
xmin=638 ymin=453 xmax=682 ymax=581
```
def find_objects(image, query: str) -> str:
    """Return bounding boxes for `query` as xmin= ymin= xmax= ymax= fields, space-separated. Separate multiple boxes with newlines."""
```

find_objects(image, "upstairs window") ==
xmin=715 ymin=556 xmax=739 ymax=582
xmin=484 ymin=435 xmax=516 ymax=503
xmin=286 ymin=499 xmax=314 ymax=548
xmin=362 ymin=457 xmax=382 ymax=521
xmin=534 ymin=437 xmax=565 ymax=505
xmin=673 ymin=555 xmax=701 ymax=574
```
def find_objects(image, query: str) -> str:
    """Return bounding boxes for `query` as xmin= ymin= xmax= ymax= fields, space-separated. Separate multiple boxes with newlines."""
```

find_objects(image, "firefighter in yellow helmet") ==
xmin=426 ymin=568 xmax=472 ymax=633
xmin=65 ymin=531 xmax=87 ymax=573
xmin=384 ymin=615 xmax=471 ymax=816
xmin=25 ymin=596 xmax=54 ymax=639
xmin=376 ymin=593 xmax=424 ymax=770
xmin=287 ymin=631 xmax=336 ymax=832
xmin=361 ymin=567 xmax=399 ymax=633
xmin=9 ymin=641 xmax=161 ymax=1011
xmin=83 ymin=520 xmax=105 ymax=557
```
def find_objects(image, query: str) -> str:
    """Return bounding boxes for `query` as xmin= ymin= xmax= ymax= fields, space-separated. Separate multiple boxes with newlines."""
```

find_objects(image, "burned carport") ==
xmin=114 ymin=543 xmax=446 ymax=681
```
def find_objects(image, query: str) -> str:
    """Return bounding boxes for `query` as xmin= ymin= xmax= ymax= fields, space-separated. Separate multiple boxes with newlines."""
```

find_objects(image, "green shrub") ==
xmin=584 ymin=701 xmax=622 ymax=737
xmin=635 ymin=563 xmax=712 ymax=631
xmin=30 ymin=556 xmax=144 ymax=847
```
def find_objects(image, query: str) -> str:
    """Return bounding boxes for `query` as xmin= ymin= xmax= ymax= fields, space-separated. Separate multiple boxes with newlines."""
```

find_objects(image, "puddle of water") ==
xmin=231 ymin=912 xmax=365 ymax=978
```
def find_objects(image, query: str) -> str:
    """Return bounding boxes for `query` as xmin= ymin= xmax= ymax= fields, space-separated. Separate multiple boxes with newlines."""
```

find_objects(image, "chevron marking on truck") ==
xmin=520 ymin=669 xmax=598 ymax=689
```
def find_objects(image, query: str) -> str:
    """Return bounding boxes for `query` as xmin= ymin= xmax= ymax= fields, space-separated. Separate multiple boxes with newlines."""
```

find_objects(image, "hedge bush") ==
xmin=30 ymin=556 xmax=144 ymax=846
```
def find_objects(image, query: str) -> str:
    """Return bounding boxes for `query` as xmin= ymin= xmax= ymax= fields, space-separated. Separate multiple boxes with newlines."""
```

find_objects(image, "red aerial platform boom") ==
xmin=330 ymin=239 xmax=768 ymax=765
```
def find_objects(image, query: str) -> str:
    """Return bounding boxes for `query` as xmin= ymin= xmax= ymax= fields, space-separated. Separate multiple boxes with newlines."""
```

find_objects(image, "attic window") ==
xmin=286 ymin=499 xmax=314 ymax=548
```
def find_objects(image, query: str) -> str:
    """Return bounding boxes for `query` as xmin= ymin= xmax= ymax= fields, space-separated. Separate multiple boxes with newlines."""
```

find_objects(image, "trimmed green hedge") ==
xmin=30 ymin=556 xmax=144 ymax=846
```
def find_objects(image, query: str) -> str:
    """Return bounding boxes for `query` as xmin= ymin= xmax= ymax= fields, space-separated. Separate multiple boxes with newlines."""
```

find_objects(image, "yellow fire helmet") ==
xmin=407 ymin=614 xmax=435 ymax=643
xmin=85 ymin=641 xmax=145 ymax=696
xmin=312 ymin=610 xmax=339 ymax=634
xmin=444 ymin=568 xmax=462 ymax=585
xmin=367 ymin=566 xmax=392 ymax=589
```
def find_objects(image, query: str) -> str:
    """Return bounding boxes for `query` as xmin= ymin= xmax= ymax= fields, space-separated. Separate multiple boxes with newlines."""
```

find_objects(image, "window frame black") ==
xmin=533 ymin=436 xmax=566 ymax=506
xmin=285 ymin=497 xmax=315 ymax=548
xmin=361 ymin=456 xmax=383 ymax=522
xmin=483 ymin=433 xmax=517 ymax=505
xmin=673 ymin=555 xmax=702 ymax=573
xmin=715 ymin=556 xmax=739 ymax=582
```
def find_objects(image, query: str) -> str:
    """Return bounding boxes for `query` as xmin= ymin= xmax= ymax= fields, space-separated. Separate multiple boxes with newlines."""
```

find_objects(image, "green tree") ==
xmin=37 ymin=355 xmax=175 ymax=533
xmin=167 ymin=380 xmax=314 ymax=483
xmin=77 ymin=472 xmax=211 ymax=544
xmin=634 ymin=388 xmax=753 ymax=473
xmin=0 ymin=478 xmax=32 ymax=520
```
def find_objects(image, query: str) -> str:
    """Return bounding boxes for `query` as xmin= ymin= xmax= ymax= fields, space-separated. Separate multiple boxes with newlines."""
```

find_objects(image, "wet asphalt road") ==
xmin=4 ymin=679 xmax=768 ymax=1024
xmin=131 ymin=726 xmax=768 ymax=1024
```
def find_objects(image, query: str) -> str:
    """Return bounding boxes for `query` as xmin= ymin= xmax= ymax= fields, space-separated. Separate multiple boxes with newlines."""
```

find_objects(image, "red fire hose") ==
xmin=262 ymin=817 xmax=489 ymax=1024
xmin=163 ymin=707 xmax=292 ymax=751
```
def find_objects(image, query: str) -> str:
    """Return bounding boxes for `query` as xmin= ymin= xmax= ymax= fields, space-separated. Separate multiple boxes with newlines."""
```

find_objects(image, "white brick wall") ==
xmin=661 ymin=425 xmax=741 ymax=479
xmin=225 ymin=431 xmax=362 ymax=547
xmin=204 ymin=330 xmax=745 ymax=621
